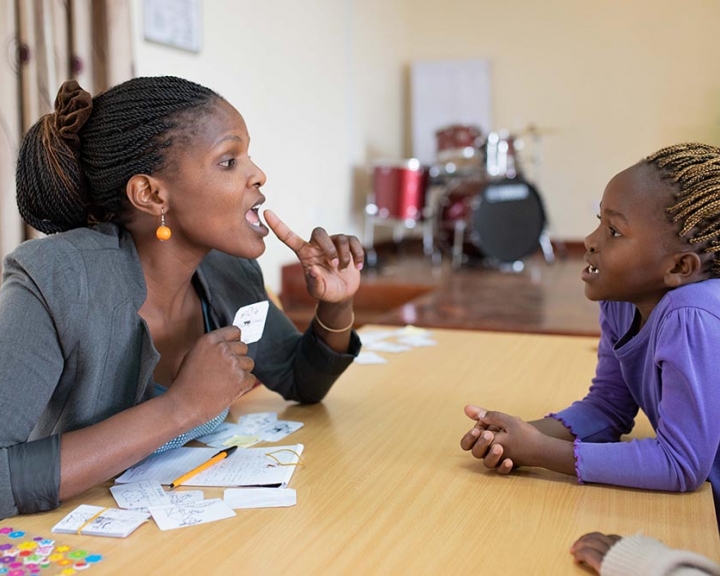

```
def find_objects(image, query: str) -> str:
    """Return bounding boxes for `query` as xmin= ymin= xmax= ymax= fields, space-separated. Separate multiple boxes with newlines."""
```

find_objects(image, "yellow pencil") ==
xmin=169 ymin=446 xmax=238 ymax=489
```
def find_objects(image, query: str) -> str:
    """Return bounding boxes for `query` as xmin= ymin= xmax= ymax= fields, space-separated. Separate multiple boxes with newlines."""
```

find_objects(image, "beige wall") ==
xmin=402 ymin=0 xmax=720 ymax=240
xmin=131 ymin=0 xmax=720 ymax=290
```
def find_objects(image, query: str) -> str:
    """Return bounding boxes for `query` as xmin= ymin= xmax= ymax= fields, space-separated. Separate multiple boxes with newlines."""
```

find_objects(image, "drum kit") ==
xmin=364 ymin=124 xmax=556 ymax=270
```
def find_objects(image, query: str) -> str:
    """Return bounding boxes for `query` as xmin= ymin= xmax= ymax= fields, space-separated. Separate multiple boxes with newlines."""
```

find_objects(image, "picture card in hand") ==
xmin=52 ymin=505 xmax=149 ymax=538
xmin=232 ymin=300 xmax=269 ymax=344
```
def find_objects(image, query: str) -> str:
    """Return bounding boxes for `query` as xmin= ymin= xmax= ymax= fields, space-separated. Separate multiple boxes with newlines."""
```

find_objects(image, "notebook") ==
xmin=114 ymin=444 xmax=304 ymax=487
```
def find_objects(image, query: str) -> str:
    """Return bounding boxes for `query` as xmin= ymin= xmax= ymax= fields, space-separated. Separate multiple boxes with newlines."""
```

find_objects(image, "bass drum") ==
xmin=436 ymin=177 xmax=547 ymax=263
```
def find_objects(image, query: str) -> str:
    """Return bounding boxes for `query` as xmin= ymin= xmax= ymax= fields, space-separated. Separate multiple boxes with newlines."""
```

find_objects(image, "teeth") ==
xmin=588 ymin=265 xmax=598 ymax=274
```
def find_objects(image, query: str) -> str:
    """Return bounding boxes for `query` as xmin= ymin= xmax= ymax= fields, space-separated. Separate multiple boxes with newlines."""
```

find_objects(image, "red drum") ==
xmin=437 ymin=176 xmax=546 ymax=263
xmin=435 ymin=124 xmax=483 ymax=163
xmin=372 ymin=160 xmax=429 ymax=221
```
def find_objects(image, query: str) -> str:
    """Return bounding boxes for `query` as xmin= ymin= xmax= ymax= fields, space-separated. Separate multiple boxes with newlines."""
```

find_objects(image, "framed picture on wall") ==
xmin=143 ymin=0 xmax=202 ymax=53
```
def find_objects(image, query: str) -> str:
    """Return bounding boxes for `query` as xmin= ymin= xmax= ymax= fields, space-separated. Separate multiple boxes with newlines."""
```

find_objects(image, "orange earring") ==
xmin=156 ymin=208 xmax=172 ymax=241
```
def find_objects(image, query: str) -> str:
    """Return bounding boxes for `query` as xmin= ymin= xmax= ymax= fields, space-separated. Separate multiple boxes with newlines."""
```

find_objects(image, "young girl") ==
xmin=460 ymin=143 xmax=720 ymax=524
xmin=0 ymin=77 xmax=363 ymax=519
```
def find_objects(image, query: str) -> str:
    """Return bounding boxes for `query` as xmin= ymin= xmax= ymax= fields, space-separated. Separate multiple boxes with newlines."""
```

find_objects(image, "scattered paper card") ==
xmin=110 ymin=480 xmax=171 ymax=510
xmin=363 ymin=341 xmax=411 ymax=353
xmin=224 ymin=488 xmax=297 ymax=509
xmin=237 ymin=412 xmax=278 ymax=434
xmin=115 ymin=444 xmax=304 ymax=487
xmin=396 ymin=335 xmax=437 ymax=347
xmin=168 ymin=490 xmax=204 ymax=507
xmin=195 ymin=412 xmax=303 ymax=447
xmin=52 ymin=505 xmax=149 ymax=538
xmin=148 ymin=498 xmax=236 ymax=531
xmin=354 ymin=351 xmax=388 ymax=365
xmin=233 ymin=300 xmax=269 ymax=344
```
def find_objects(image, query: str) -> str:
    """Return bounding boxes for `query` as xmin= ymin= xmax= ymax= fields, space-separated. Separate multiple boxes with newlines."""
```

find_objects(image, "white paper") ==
xmin=396 ymin=335 xmax=437 ymax=347
xmin=364 ymin=341 xmax=412 ymax=353
xmin=148 ymin=499 xmax=236 ymax=531
xmin=224 ymin=488 xmax=297 ymax=509
xmin=115 ymin=445 xmax=304 ymax=487
xmin=233 ymin=301 xmax=269 ymax=344
xmin=195 ymin=413 xmax=302 ymax=447
xmin=358 ymin=330 xmax=398 ymax=344
xmin=354 ymin=351 xmax=388 ymax=365
xmin=168 ymin=490 xmax=204 ymax=507
xmin=236 ymin=412 xmax=278 ymax=433
xmin=52 ymin=505 xmax=149 ymax=538
xmin=257 ymin=421 xmax=304 ymax=443
xmin=110 ymin=480 xmax=171 ymax=510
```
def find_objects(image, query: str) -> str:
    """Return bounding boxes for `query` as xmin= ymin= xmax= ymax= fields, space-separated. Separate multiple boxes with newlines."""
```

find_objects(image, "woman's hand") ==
xmin=570 ymin=532 xmax=622 ymax=574
xmin=168 ymin=326 xmax=257 ymax=426
xmin=264 ymin=210 xmax=363 ymax=303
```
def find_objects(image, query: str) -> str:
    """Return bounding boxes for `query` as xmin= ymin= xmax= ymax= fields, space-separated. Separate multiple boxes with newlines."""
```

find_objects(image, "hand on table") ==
xmin=460 ymin=404 xmax=547 ymax=472
xmin=570 ymin=532 xmax=622 ymax=574
xmin=264 ymin=209 xmax=363 ymax=303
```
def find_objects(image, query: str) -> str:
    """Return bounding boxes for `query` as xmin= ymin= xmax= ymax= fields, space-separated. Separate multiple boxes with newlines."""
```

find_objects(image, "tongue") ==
xmin=245 ymin=209 xmax=260 ymax=225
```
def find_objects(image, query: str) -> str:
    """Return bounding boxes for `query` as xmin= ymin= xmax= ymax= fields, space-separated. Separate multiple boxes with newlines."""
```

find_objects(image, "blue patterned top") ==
xmin=153 ymin=295 xmax=228 ymax=453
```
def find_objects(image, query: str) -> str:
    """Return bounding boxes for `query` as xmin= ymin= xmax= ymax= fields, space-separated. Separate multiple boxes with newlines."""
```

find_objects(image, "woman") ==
xmin=0 ymin=76 xmax=363 ymax=518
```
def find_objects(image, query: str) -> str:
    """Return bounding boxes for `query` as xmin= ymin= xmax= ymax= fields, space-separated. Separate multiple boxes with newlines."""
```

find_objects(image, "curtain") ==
xmin=0 ymin=0 xmax=134 ymax=259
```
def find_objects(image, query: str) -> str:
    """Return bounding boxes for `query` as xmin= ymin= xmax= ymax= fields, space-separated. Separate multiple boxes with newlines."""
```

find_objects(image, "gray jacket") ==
xmin=0 ymin=224 xmax=360 ymax=518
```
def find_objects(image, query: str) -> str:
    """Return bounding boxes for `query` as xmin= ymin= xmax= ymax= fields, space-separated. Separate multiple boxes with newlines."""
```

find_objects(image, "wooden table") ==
xmin=6 ymin=327 xmax=719 ymax=574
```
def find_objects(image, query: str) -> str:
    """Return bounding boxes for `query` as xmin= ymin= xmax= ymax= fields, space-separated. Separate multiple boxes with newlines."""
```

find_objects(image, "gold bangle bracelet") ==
xmin=314 ymin=305 xmax=355 ymax=333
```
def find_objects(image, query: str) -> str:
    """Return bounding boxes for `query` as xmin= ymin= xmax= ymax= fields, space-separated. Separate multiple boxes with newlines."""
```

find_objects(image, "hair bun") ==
xmin=53 ymin=80 xmax=93 ymax=151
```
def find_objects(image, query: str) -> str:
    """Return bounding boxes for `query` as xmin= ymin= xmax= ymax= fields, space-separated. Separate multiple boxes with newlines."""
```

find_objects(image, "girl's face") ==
xmin=158 ymin=99 xmax=269 ymax=259
xmin=582 ymin=163 xmax=686 ymax=321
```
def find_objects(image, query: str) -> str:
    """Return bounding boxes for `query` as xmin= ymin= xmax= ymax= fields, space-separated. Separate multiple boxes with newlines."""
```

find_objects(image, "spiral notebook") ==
xmin=114 ymin=444 xmax=304 ymax=487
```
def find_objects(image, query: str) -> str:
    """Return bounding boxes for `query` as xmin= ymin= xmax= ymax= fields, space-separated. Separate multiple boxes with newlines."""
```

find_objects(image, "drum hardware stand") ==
xmin=538 ymin=231 xmax=556 ymax=264
xmin=363 ymin=200 xmax=434 ymax=270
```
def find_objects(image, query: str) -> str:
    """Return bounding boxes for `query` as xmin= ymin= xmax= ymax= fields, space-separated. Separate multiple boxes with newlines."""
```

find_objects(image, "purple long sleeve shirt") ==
xmin=552 ymin=279 xmax=720 ymax=523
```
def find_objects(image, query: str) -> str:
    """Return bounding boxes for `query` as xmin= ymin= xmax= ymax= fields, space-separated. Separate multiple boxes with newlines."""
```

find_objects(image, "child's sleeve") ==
xmin=551 ymin=301 xmax=639 ymax=442
xmin=574 ymin=307 xmax=720 ymax=492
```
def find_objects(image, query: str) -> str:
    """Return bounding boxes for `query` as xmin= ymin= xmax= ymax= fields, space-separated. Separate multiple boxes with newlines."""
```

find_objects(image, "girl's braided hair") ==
xmin=16 ymin=76 xmax=220 ymax=234
xmin=645 ymin=142 xmax=720 ymax=278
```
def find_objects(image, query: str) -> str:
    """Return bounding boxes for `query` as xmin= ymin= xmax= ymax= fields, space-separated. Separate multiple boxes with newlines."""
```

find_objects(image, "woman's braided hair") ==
xmin=645 ymin=142 xmax=720 ymax=278
xmin=16 ymin=76 xmax=220 ymax=234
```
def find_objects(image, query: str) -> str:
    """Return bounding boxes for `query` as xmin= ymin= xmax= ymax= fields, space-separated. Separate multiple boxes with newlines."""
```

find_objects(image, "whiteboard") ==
xmin=410 ymin=59 xmax=492 ymax=165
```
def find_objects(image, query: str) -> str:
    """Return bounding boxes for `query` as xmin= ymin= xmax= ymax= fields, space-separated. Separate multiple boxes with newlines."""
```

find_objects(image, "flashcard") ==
xmin=363 ymin=341 xmax=412 ymax=353
xmin=167 ymin=490 xmax=205 ymax=507
xmin=236 ymin=412 xmax=278 ymax=434
xmin=232 ymin=300 xmax=269 ymax=344
xmin=257 ymin=421 xmax=303 ymax=443
xmin=110 ymin=480 xmax=171 ymax=510
xmin=148 ymin=499 xmax=236 ymax=531
xmin=354 ymin=351 xmax=388 ymax=365
xmin=396 ymin=335 xmax=437 ymax=347
xmin=224 ymin=488 xmax=297 ymax=509
xmin=52 ymin=505 xmax=149 ymax=538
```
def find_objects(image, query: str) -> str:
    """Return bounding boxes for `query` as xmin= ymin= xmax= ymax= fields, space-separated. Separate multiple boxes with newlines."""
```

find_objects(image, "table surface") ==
xmin=5 ymin=326 xmax=719 ymax=575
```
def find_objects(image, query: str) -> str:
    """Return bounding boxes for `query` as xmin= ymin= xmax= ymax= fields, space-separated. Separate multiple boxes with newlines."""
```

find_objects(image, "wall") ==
xmin=131 ymin=0 xmax=720 ymax=289
xmin=402 ymin=0 xmax=720 ymax=238
xmin=132 ymin=0 xmax=406 ymax=291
